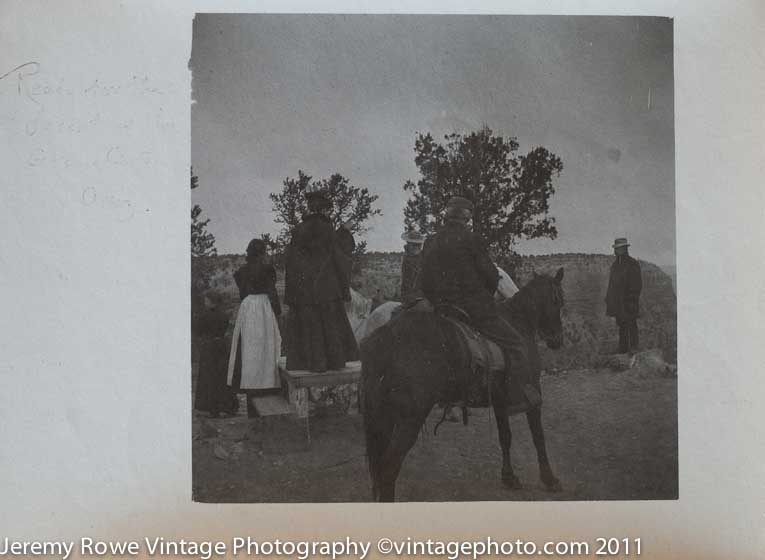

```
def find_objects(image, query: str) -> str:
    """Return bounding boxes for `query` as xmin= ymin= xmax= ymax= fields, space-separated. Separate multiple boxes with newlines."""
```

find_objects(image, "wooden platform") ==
xmin=277 ymin=357 xmax=362 ymax=443
xmin=278 ymin=358 xmax=361 ymax=386
xmin=251 ymin=395 xmax=294 ymax=417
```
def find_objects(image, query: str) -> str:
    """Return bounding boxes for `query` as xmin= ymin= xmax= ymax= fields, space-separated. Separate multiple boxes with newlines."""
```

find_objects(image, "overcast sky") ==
xmin=191 ymin=15 xmax=674 ymax=265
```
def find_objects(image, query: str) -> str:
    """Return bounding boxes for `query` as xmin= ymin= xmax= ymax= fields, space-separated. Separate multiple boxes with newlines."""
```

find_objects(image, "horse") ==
xmin=350 ymin=264 xmax=520 ymax=344
xmin=345 ymin=288 xmax=374 ymax=339
xmin=361 ymin=268 xmax=565 ymax=502
xmin=353 ymin=301 xmax=401 ymax=342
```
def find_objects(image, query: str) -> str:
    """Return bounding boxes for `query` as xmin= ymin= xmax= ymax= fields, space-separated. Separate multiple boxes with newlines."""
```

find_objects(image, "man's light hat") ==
xmin=612 ymin=237 xmax=630 ymax=249
xmin=401 ymin=229 xmax=425 ymax=245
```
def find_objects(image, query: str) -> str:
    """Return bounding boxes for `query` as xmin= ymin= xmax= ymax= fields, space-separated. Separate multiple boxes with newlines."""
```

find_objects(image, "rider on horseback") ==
xmin=418 ymin=196 xmax=542 ymax=412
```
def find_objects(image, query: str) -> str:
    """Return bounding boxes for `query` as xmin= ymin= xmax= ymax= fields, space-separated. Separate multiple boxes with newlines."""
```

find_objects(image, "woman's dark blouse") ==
xmin=233 ymin=261 xmax=282 ymax=316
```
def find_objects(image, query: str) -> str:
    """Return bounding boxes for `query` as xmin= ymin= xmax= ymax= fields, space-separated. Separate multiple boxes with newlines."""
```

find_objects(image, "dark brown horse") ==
xmin=361 ymin=268 xmax=565 ymax=502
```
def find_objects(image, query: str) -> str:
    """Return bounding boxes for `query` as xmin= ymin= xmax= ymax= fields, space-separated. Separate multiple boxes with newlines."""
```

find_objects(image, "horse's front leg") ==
xmin=493 ymin=402 xmax=521 ymax=489
xmin=526 ymin=406 xmax=561 ymax=491
xmin=377 ymin=418 xmax=424 ymax=502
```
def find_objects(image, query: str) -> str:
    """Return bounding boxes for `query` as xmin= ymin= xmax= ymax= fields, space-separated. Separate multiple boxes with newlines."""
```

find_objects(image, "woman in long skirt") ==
xmin=227 ymin=239 xmax=282 ymax=416
xmin=193 ymin=291 xmax=238 ymax=417
xmin=284 ymin=187 xmax=358 ymax=372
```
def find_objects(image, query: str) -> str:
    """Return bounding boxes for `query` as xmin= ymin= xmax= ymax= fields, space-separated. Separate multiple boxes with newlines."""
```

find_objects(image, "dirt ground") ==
xmin=192 ymin=368 xmax=677 ymax=503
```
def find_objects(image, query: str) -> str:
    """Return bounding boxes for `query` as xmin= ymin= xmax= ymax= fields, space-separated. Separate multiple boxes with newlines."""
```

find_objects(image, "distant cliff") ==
xmin=192 ymin=252 xmax=677 ymax=368
xmin=512 ymin=254 xmax=676 ymax=367
xmin=352 ymin=252 xmax=677 ymax=367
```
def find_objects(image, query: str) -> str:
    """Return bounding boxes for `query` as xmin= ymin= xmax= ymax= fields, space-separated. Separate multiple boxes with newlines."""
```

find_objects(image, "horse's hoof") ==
xmin=502 ymin=475 xmax=523 ymax=490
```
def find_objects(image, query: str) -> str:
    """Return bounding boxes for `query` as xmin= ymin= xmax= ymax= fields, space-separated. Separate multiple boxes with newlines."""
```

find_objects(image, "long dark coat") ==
xmin=284 ymin=213 xmax=358 ymax=372
xmin=194 ymin=306 xmax=237 ymax=415
xmin=419 ymin=220 xmax=499 ymax=321
xmin=284 ymin=214 xmax=354 ymax=305
xmin=605 ymin=254 xmax=642 ymax=319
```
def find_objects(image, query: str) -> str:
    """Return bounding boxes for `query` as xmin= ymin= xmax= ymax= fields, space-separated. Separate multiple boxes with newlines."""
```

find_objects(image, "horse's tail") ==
xmin=360 ymin=324 xmax=395 ymax=501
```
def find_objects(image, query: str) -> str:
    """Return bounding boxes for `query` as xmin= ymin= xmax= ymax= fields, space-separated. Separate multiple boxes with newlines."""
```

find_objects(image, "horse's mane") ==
xmin=500 ymin=274 xmax=551 ymax=333
xmin=503 ymin=274 xmax=541 ymax=307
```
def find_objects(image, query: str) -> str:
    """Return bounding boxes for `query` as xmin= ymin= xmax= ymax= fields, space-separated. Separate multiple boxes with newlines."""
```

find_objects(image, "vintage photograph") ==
xmin=190 ymin=14 xmax=676 ymax=502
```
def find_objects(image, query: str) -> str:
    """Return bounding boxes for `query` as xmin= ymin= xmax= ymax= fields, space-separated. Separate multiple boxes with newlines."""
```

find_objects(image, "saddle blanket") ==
xmin=407 ymin=299 xmax=505 ymax=373
xmin=444 ymin=316 xmax=505 ymax=373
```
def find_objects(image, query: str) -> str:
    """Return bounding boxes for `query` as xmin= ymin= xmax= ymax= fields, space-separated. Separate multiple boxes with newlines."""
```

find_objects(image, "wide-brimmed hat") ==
xmin=304 ymin=182 xmax=330 ymax=201
xmin=304 ymin=184 xmax=332 ymax=213
xmin=401 ymin=229 xmax=425 ymax=245
xmin=612 ymin=237 xmax=630 ymax=249
xmin=445 ymin=196 xmax=474 ymax=212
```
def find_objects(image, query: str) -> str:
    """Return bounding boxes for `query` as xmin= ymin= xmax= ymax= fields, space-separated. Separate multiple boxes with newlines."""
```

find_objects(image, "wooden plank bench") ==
xmin=278 ymin=357 xmax=362 ymax=443
xmin=251 ymin=394 xmax=294 ymax=417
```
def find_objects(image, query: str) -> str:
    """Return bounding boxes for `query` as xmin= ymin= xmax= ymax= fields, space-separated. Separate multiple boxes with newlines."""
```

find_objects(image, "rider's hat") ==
xmin=445 ymin=196 xmax=474 ymax=213
xmin=612 ymin=237 xmax=630 ymax=249
xmin=304 ymin=182 xmax=330 ymax=201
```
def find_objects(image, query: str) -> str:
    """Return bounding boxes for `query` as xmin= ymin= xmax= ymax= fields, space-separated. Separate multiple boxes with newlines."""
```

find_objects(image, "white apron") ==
xmin=227 ymin=294 xmax=282 ymax=389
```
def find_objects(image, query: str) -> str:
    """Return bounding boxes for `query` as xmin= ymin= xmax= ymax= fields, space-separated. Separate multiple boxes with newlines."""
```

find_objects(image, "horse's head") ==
xmin=528 ymin=267 xmax=565 ymax=349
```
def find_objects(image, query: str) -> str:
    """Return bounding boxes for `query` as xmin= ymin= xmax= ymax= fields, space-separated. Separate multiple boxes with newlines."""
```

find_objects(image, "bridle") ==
xmin=536 ymin=279 xmax=564 ymax=339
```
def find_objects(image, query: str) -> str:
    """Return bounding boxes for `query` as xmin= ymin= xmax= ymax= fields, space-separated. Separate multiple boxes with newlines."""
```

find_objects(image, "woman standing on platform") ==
xmin=227 ymin=238 xmax=282 ymax=416
xmin=284 ymin=185 xmax=358 ymax=373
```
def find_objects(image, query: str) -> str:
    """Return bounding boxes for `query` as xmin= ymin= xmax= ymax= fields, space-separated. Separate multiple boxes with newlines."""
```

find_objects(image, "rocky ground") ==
xmin=192 ymin=361 xmax=677 ymax=503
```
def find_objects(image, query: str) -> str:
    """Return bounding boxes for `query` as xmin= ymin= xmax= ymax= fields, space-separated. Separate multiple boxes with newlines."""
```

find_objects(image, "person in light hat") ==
xmin=418 ymin=195 xmax=541 ymax=413
xmin=399 ymin=228 xmax=426 ymax=301
xmin=605 ymin=237 xmax=642 ymax=353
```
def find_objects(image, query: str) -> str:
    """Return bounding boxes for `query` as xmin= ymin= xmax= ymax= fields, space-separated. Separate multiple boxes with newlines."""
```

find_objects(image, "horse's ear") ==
xmin=555 ymin=267 xmax=564 ymax=282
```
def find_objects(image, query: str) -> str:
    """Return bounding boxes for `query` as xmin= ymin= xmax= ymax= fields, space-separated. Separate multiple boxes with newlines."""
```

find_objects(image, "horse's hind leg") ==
xmin=377 ymin=420 xmax=422 ymax=502
xmin=493 ymin=404 xmax=522 ymax=489
xmin=526 ymin=407 xmax=561 ymax=491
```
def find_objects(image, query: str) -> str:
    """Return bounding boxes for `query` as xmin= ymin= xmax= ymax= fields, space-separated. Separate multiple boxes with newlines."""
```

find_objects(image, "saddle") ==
xmin=436 ymin=306 xmax=505 ymax=373
xmin=403 ymin=299 xmax=538 ymax=431
xmin=405 ymin=298 xmax=504 ymax=372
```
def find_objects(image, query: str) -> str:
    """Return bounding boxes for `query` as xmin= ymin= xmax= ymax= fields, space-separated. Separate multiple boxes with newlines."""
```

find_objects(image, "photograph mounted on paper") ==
xmin=190 ymin=14 xmax=676 ymax=502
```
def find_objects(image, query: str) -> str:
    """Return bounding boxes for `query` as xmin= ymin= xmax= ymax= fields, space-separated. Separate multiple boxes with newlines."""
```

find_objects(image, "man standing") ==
xmin=605 ymin=237 xmax=642 ymax=354
xmin=284 ymin=186 xmax=358 ymax=372
xmin=419 ymin=196 xmax=541 ymax=411
xmin=399 ymin=228 xmax=425 ymax=301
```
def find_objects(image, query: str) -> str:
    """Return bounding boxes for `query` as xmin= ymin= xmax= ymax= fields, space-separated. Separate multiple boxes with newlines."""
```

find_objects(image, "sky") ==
xmin=190 ymin=15 xmax=674 ymax=265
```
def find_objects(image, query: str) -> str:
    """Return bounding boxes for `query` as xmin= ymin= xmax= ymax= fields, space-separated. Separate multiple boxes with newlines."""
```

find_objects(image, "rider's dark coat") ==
xmin=418 ymin=220 xmax=536 ymax=409
xmin=419 ymin=220 xmax=499 ymax=321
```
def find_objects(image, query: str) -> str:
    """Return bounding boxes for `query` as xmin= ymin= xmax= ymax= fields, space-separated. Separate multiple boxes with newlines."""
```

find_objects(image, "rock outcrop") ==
xmin=192 ymin=252 xmax=677 ymax=370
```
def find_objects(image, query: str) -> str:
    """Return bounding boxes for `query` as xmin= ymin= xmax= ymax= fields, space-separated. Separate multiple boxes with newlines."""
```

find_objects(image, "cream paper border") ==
xmin=0 ymin=1 xmax=763 ymax=558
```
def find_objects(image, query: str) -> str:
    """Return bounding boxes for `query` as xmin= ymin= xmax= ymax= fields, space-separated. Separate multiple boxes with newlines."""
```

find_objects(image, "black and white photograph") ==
xmin=189 ymin=14 xmax=677 ymax=503
xmin=5 ymin=0 xmax=765 ymax=556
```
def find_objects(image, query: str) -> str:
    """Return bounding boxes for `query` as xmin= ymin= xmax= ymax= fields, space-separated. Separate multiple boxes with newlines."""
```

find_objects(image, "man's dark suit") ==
xmin=605 ymin=254 xmax=642 ymax=353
